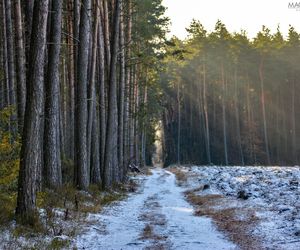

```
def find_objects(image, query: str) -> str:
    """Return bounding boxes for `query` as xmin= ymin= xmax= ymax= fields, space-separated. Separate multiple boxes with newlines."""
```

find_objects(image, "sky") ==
xmin=162 ymin=0 xmax=300 ymax=39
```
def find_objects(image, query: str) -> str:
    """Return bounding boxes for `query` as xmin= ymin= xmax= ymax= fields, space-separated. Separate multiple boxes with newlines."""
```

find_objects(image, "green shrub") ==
xmin=0 ymin=107 xmax=20 ymax=225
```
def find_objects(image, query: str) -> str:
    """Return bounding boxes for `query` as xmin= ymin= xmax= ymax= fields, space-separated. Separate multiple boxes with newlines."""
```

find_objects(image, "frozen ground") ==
xmin=178 ymin=165 xmax=300 ymax=250
xmin=75 ymin=168 xmax=236 ymax=250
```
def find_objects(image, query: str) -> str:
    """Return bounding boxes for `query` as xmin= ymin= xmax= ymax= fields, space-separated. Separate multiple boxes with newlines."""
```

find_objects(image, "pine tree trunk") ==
xmin=123 ymin=0 xmax=132 ymax=170
xmin=234 ymin=68 xmax=244 ymax=165
xmin=24 ymin=0 xmax=34 ymax=66
xmin=13 ymin=0 xmax=26 ymax=130
xmin=118 ymin=3 xmax=125 ymax=179
xmin=291 ymin=74 xmax=297 ymax=164
xmin=98 ymin=6 xmax=106 ymax=175
xmin=66 ymin=0 xmax=75 ymax=161
xmin=177 ymin=79 xmax=181 ymax=166
xmin=141 ymin=84 xmax=148 ymax=166
xmin=203 ymin=60 xmax=211 ymax=164
xmin=75 ymin=0 xmax=91 ymax=190
xmin=259 ymin=57 xmax=271 ymax=165
xmin=134 ymin=66 xmax=140 ymax=166
xmin=246 ymin=75 xmax=254 ymax=164
xmin=91 ymin=104 xmax=101 ymax=184
xmin=129 ymin=65 xmax=136 ymax=164
xmin=1 ymin=0 xmax=10 ymax=107
xmin=103 ymin=0 xmax=111 ymax=68
xmin=221 ymin=63 xmax=228 ymax=165
xmin=0 ymin=1 xmax=4 ymax=109
xmin=87 ymin=1 xmax=101 ymax=185
xmin=4 ymin=0 xmax=15 ymax=105
xmin=44 ymin=0 xmax=63 ymax=189
xmin=16 ymin=0 xmax=49 ymax=221
xmin=104 ymin=0 xmax=120 ymax=188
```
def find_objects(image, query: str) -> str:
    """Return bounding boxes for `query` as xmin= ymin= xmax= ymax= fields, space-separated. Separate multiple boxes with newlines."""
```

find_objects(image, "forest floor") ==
xmin=1 ymin=166 xmax=299 ymax=249
xmin=169 ymin=165 xmax=300 ymax=250
xmin=75 ymin=168 xmax=236 ymax=250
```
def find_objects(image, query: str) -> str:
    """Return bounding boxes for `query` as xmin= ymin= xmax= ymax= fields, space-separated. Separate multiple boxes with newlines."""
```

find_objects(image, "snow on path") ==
xmin=75 ymin=168 xmax=236 ymax=250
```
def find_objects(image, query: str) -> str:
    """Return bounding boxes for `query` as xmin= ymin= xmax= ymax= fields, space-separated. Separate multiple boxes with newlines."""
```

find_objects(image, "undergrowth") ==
xmin=0 ymin=108 xmax=136 ymax=248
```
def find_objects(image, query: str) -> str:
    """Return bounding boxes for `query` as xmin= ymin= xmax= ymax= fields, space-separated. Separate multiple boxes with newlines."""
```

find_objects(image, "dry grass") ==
xmin=168 ymin=168 xmax=187 ymax=185
xmin=169 ymin=168 xmax=263 ymax=250
xmin=185 ymin=190 xmax=262 ymax=250
xmin=144 ymin=242 xmax=171 ymax=250
xmin=139 ymin=212 xmax=167 ymax=226
xmin=139 ymin=196 xmax=166 ymax=227
xmin=141 ymin=224 xmax=155 ymax=239
xmin=186 ymin=192 xmax=223 ymax=207
xmin=141 ymin=167 xmax=153 ymax=176
xmin=138 ymin=195 xmax=169 ymax=249
xmin=140 ymin=223 xmax=168 ymax=241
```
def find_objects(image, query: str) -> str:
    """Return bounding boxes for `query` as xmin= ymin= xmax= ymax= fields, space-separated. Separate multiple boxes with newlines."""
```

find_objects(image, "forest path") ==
xmin=76 ymin=168 xmax=236 ymax=250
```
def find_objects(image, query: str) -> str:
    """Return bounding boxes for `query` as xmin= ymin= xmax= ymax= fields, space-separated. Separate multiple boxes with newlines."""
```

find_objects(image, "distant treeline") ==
xmin=161 ymin=20 xmax=300 ymax=166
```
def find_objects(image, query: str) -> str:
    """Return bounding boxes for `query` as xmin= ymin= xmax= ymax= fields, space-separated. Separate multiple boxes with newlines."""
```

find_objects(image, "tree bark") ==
xmin=44 ymin=0 xmax=63 ymax=189
xmin=221 ymin=63 xmax=228 ymax=165
xmin=259 ymin=57 xmax=271 ymax=165
xmin=87 ymin=0 xmax=101 ymax=185
xmin=234 ymin=67 xmax=244 ymax=165
xmin=13 ymin=0 xmax=26 ymax=130
xmin=24 ymin=0 xmax=34 ymax=65
xmin=123 ymin=0 xmax=132 ymax=170
xmin=103 ymin=0 xmax=111 ymax=68
xmin=104 ymin=0 xmax=120 ymax=188
xmin=4 ymin=0 xmax=16 ymax=106
xmin=1 ymin=0 xmax=10 ymax=108
xmin=66 ymin=0 xmax=75 ymax=161
xmin=98 ymin=5 xmax=106 ymax=175
xmin=75 ymin=0 xmax=91 ymax=190
xmin=291 ymin=74 xmax=297 ymax=164
xmin=16 ymin=0 xmax=49 ymax=221
xmin=118 ymin=2 xmax=125 ymax=179
xmin=177 ymin=79 xmax=181 ymax=166
xmin=203 ymin=60 xmax=211 ymax=164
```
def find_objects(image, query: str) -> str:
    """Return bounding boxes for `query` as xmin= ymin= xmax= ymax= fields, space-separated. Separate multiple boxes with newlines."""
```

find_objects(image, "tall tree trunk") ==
xmin=66 ymin=0 xmax=75 ymax=161
xmin=118 ymin=3 xmax=125 ymax=179
xmin=72 ymin=0 xmax=80 ymax=172
xmin=44 ymin=0 xmax=62 ymax=189
xmin=75 ymin=0 xmax=91 ymax=190
xmin=134 ymin=66 xmax=140 ymax=166
xmin=16 ymin=0 xmax=49 ymax=221
xmin=246 ymin=74 xmax=254 ymax=164
xmin=91 ymin=104 xmax=101 ymax=184
xmin=234 ymin=67 xmax=244 ymax=165
xmin=177 ymin=79 xmax=181 ymax=166
xmin=291 ymin=74 xmax=297 ymax=164
xmin=24 ymin=0 xmax=34 ymax=66
xmin=129 ymin=65 xmax=136 ymax=164
xmin=13 ymin=0 xmax=26 ymax=130
xmin=4 ymin=0 xmax=16 ymax=105
xmin=203 ymin=60 xmax=211 ymax=164
xmin=104 ymin=0 xmax=120 ymax=188
xmin=87 ymin=1 xmax=101 ymax=185
xmin=124 ymin=0 xmax=132 ymax=170
xmin=221 ymin=63 xmax=228 ymax=165
xmin=0 ymin=8 xmax=4 ymax=110
xmin=1 ymin=0 xmax=10 ymax=108
xmin=259 ymin=57 xmax=271 ymax=165
xmin=141 ymin=84 xmax=148 ymax=166
xmin=103 ymin=0 xmax=111 ymax=68
xmin=98 ymin=7 xmax=106 ymax=174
